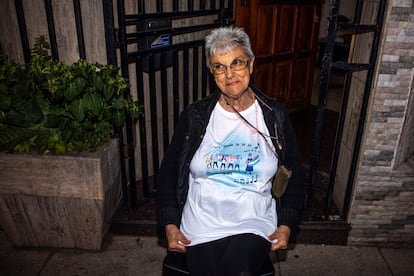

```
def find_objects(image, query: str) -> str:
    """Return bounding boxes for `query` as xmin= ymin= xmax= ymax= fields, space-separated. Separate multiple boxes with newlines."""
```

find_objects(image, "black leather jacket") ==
xmin=156 ymin=85 xmax=304 ymax=236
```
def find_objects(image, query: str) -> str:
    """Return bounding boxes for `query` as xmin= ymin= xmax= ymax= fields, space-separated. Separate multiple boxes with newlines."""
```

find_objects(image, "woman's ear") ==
xmin=249 ymin=57 xmax=255 ymax=74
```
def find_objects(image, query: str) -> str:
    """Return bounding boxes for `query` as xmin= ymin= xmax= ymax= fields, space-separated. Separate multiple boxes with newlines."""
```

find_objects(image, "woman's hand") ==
xmin=165 ymin=224 xmax=191 ymax=253
xmin=268 ymin=225 xmax=291 ymax=251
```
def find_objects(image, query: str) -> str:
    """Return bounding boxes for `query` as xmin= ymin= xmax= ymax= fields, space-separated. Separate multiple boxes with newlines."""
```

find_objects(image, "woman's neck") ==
xmin=220 ymin=88 xmax=255 ymax=112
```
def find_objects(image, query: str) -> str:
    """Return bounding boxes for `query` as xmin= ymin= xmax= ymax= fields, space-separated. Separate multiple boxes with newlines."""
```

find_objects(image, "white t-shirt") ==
xmin=180 ymin=100 xmax=278 ymax=246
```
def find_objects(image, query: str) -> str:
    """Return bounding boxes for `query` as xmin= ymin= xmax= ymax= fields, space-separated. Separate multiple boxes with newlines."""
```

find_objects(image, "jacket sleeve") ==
xmin=275 ymin=106 xmax=305 ymax=234
xmin=155 ymin=108 xmax=189 ymax=236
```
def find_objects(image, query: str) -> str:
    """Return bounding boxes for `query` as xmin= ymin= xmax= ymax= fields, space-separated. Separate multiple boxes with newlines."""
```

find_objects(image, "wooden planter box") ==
xmin=0 ymin=139 xmax=122 ymax=250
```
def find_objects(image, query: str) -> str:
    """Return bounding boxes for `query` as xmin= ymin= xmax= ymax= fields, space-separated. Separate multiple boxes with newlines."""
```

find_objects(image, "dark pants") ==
xmin=186 ymin=233 xmax=271 ymax=276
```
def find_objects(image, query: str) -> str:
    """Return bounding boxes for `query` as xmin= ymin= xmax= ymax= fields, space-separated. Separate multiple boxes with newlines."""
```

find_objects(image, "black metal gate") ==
xmin=116 ymin=0 xmax=234 ymax=208
xmin=305 ymin=0 xmax=387 ymax=221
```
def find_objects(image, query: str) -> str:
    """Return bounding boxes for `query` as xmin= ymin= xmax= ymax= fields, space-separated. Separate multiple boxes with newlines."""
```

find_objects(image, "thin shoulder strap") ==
xmin=221 ymin=96 xmax=285 ymax=164
xmin=253 ymin=94 xmax=283 ymax=151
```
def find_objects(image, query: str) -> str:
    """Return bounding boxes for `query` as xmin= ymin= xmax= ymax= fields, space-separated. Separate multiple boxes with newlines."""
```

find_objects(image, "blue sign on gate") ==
xmin=151 ymin=34 xmax=170 ymax=48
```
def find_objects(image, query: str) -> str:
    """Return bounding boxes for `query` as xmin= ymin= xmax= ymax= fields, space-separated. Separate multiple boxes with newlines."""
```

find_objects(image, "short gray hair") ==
xmin=205 ymin=26 xmax=254 ymax=69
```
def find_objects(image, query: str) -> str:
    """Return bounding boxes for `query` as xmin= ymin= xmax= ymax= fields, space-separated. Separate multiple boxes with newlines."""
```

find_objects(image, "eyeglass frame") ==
xmin=209 ymin=58 xmax=251 ymax=75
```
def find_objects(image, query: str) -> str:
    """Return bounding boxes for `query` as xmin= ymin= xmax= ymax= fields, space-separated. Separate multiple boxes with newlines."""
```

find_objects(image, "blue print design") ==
xmin=206 ymin=142 xmax=260 ymax=185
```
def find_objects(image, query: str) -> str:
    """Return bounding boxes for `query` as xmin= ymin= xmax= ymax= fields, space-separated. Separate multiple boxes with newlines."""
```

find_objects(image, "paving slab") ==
xmin=380 ymin=247 xmax=414 ymax=276
xmin=0 ymin=228 xmax=51 ymax=276
xmin=275 ymin=244 xmax=391 ymax=276
xmin=40 ymin=236 xmax=165 ymax=276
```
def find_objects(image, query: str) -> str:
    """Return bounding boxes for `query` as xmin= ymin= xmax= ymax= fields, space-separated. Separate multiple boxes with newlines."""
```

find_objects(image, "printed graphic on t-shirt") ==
xmin=189 ymin=101 xmax=277 ymax=189
xmin=205 ymin=135 xmax=262 ymax=187
xmin=205 ymin=112 xmax=261 ymax=186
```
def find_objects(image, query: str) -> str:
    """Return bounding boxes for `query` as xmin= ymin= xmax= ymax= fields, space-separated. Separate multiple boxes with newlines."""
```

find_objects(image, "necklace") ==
xmin=222 ymin=89 xmax=283 ymax=152
xmin=220 ymin=88 xmax=254 ymax=112
xmin=223 ymin=96 xmax=277 ymax=154
xmin=222 ymin=93 xmax=258 ymax=135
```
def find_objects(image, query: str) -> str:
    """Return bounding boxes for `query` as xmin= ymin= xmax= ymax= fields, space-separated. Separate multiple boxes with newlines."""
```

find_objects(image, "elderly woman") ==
xmin=156 ymin=26 xmax=304 ymax=275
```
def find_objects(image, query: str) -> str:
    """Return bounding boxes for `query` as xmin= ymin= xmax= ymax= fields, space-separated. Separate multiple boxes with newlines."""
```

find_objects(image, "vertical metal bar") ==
xmin=201 ymin=44 xmax=208 ymax=98
xmin=103 ymin=0 xmax=125 ymax=209
xmin=109 ymin=11 xmax=125 ymax=212
xmin=210 ymin=0 xmax=216 ymax=10
xmin=342 ymin=0 xmax=387 ymax=218
xmin=217 ymin=2 xmax=227 ymax=26
xmin=219 ymin=0 xmax=225 ymax=9
xmin=115 ymin=0 xmax=130 ymax=208
xmin=138 ymin=0 xmax=145 ymax=14
xmin=325 ymin=68 xmax=351 ymax=216
xmin=183 ymin=48 xmax=190 ymax=107
xmin=14 ymin=0 xmax=30 ymax=63
xmin=117 ymin=0 xmax=138 ymax=207
xmin=160 ymin=51 xmax=170 ymax=154
xmin=224 ymin=0 xmax=233 ymax=25
xmin=200 ymin=0 xmax=206 ymax=10
xmin=353 ymin=0 xmax=364 ymax=24
xmin=116 ymin=129 xmax=129 ymax=209
xmin=173 ymin=49 xmax=180 ymax=125
xmin=173 ymin=0 xmax=179 ymax=12
xmin=227 ymin=0 xmax=234 ymax=10
xmin=192 ymin=47 xmax=199 ymax=101
xmin=44 ymin=0 xmax=59 ymax=60
xmin=136 ymin=57 xmax=149 ymax=200
xmin=156 ymin=0 xmax=163 ymax=13
xmin=305 ymin=0 xmax=340 ymax=220
xmin=102 ymin=0 xmax=117 ymax=65
xmin=117 ymin=0 xmax=128 ymax=76
xmin=73 ymin=0 xmax=86 ymax=59
xmin=148 ymin=53 xmax=159 ymax=198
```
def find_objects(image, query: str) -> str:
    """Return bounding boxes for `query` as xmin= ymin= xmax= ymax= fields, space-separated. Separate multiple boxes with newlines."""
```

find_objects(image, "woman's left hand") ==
xmin=268 ymin=225 xmax=291 ymax=251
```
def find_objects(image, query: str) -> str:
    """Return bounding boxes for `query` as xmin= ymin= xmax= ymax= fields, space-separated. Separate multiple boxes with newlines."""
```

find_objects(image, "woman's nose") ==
xmin=225 ymin=67 xmax=233 ymax=78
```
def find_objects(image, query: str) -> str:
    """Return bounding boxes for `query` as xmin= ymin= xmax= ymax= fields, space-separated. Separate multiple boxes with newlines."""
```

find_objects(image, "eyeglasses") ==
xmin=210 ymin=59 xmax=250 ymax=75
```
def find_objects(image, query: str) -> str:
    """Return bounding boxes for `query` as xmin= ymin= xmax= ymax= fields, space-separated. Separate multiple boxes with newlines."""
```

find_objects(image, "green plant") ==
xmin=0 ymin=36 xmax=142 ymax=154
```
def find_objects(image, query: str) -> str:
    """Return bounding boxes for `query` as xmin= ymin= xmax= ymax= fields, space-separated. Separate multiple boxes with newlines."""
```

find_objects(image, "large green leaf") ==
xmin=103 ymin=84 xmax=115 ymax=101
xmin=0 ymin=94 xmax=11 ymax=111
xmin=112 ymin=98 xmax=125 ymax=110
xmin=44 ymin=114 xmax=62 ymax=128
xmin=94 ymin=75 xmax=104 ymax=91
xmin=112 ymin=110 xmax=125 ymax=127
xmin=69 ymin=99 xmax=86 ymax=121
xmin=64 ymin=77 xmax=86 ymax=101
xmin=0 ymin=82 xmax=8 ymax=96
xmin=0 ymin=127 xmax=37 ymax=152
xmin=4 ymin=100 xmax=43 ymax=127
xmin=84 ymin=93 xmax=104 ymax=117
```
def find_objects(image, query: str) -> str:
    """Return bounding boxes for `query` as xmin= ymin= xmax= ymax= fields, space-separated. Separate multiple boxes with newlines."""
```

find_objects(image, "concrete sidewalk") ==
xmin=1 ymin=228 xmax=413 ymax=276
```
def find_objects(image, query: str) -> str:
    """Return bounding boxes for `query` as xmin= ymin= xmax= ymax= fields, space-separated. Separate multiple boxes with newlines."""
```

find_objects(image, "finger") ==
xmin=268 ymin=234 xmax=276 ymax=241
xmin=168 ymin=241 xmax=187 ymax=253
xmin=268 ymin=232 xmax=279 ymax=241
xmin=177 ymin=234 xmax=191 ymax=245
xmin=276 ymin=239 xmax=288 ymax=249
xmin=271 ymin=242 xmax=288 ymax=251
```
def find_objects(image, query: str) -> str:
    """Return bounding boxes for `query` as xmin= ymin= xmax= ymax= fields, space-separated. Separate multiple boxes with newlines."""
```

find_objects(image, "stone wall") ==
xmin=348 ymin=0 xmax=414 ymax=247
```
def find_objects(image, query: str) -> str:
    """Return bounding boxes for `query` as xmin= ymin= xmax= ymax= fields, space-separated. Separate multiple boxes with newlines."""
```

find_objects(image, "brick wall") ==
xmin=348 ymin=0 xmax=414 ymax=247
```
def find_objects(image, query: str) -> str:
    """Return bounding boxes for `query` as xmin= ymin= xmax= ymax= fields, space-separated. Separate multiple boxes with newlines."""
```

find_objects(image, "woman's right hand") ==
xmin=165 ymin=224 xmax=191 ymax=253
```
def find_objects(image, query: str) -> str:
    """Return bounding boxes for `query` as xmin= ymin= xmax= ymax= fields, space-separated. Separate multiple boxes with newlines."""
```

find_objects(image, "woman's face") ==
xmin=209 ymin=47 xmax=254 ymax=98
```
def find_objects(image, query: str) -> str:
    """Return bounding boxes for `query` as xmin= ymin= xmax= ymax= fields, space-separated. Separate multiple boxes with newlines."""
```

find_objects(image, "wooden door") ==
xmin=235 ymin=0 xmax=320 ymax=111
